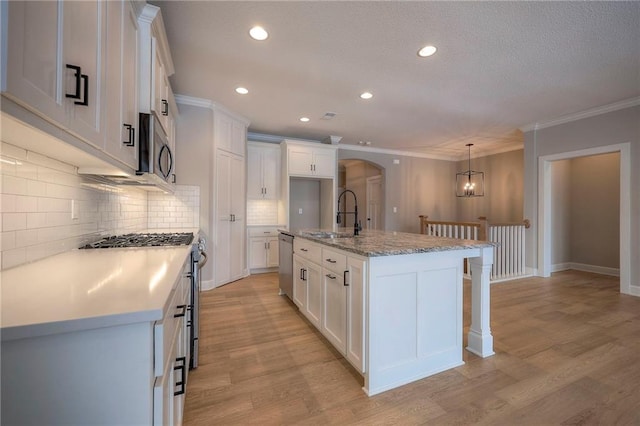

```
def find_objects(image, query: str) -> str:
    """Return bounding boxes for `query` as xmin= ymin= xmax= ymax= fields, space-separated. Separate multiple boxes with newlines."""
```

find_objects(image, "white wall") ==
xmin=338 ymin=149 xmax=457 ymax=233
xmin=569 ymin=153 xmax=620 ymax=269
xmin=456 ymin=149 xmax=524 ymax=223
xmin=523 ymin=105 xmax=639 ymax=295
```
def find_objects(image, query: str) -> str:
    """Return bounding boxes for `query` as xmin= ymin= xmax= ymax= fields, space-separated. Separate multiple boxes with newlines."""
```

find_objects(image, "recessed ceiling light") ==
xmin=360 ymin=92 xmax=373 ymax=100
xmin=418 ymin=45 xmax=437 ymax=57
xmin=249 ymin=26 xmax=268 ymax=41
xmin=299 ymin=117 xmax=310 ymax=122
xmin=235 ymin=87 xmax=249 ymax=95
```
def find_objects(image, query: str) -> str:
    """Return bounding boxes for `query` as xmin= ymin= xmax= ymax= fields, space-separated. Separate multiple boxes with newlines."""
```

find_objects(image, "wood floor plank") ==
xmin=184 ymin=270 xmax=640 ymax=425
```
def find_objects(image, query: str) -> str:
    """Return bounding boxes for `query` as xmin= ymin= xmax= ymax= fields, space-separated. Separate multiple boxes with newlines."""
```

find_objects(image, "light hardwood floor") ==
xmin=184 ymin=271 xmax=640 ymax=425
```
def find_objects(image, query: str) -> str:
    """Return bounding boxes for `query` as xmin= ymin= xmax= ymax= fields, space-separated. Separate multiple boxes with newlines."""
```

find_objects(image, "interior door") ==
xmin=366 ymin=175 xmax=383 ymax=230
xmin=229 ymin=153 xmax=246 ymax=281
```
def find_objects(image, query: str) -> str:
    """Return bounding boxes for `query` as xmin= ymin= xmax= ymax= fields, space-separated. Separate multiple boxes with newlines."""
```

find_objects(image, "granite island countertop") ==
xmin=294 ymin=229 xmax=495 ymax=257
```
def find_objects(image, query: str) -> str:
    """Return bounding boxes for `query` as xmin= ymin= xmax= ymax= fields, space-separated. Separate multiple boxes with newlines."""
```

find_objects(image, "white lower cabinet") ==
xmin=248 ymin=227 xmax=279 ymax=271
xmin=293 ymin=239 xmax=367 ymax=374
xmin=0 ymin=254 xmax=192 ymax=425
xmin=322 ymin=269 xmax=347 ymax=353
xmin=346 ymin=256 xmax=366 ymax=373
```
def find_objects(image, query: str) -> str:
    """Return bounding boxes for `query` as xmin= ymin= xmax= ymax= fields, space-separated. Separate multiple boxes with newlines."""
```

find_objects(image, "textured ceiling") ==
xmin=153 ymin=1 xmax=640 ymax=159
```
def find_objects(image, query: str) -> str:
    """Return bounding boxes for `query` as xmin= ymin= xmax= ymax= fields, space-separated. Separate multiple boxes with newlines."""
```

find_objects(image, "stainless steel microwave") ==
xmin=137 ymin=113 xmax=173 ymax=190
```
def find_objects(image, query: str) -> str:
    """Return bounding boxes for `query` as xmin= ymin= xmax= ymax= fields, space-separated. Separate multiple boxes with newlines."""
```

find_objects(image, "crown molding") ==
xmin=174 ymin=94 xmax=250 ymax=126
xmin=247 ymin=132 xmax=284 ymax=143
xmin=520 ymin=97 xmax=640 ymax=133
xmin=338 ymin=143 xmax=458 ymax=161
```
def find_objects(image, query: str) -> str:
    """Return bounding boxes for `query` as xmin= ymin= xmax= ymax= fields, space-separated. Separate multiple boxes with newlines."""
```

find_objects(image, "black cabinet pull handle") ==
xmin=174 ymin=304 xmax=187 ymax=318
xmin=326 ymin=258 xmax=337 ymax=264
xmin=173 ymin=357 xmax=186 ymax=396
xmin=344 ymin=270 xmax=349 ymax=286
xmin=326 ymin=274 xmax=336 ymax=280
xmin=65 ymin=64 xmax=82 ymax=100
xmin=162 ymin=99 xmax=169 ymax=116
xmin=77 ymin=73 xmax=89 ymax=106
xmin=300 ymin=248 xmax=308 ymax=252
xmin=123 ymin=124 xmax=135 ymax=146
xmin=172 ymin=174 xmax=176 ymax=184
xmin=302 ymin=268 xmax=307 ymax=281
xmin=300 ymin=268 xmax=304 ymax=280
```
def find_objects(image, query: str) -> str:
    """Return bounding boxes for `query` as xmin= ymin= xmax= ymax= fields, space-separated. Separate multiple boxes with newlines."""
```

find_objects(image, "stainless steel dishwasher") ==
xmin=278 ymin=231 xmax=294 ymax=301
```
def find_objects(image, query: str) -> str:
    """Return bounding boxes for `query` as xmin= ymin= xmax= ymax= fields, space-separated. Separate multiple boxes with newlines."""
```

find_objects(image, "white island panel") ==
xmin=366 ymin=252 xmax=465 ymax=396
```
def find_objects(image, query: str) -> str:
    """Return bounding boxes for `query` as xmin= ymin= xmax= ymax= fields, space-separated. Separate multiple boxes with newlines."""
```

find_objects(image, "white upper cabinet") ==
xmin=138 ymin=3 xmax=176 ymax=138
xmin=104 ymin=1 xmax=139 ymax=170
xmin=4 ymin=0 xmax=106 ymax=150
xmin=286 ymin=142 xmax=336 ymax=178
xmin=215 ymin=110 xmax=246 ymax=156
xmin=1 ymin=1 xmax=153 ymax=174
xmin=247 ymin=142 xmax=280 ymax=200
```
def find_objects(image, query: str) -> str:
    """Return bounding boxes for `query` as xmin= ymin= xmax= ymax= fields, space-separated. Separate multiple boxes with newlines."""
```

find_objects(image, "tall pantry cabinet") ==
xmin=213 ymin=107 xmax=250 ymax=287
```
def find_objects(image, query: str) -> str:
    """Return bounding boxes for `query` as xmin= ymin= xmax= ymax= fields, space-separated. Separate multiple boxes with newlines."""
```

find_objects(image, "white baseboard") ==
xmin=551 ymin=263 xmax=572 ymax=273
xmin=628 ymin=285 xmax=640 ymax=297
xmin=201 ymin=279 xmax=216 ymax=291
xmin=552 ymin=262 xmax=620 ymax=277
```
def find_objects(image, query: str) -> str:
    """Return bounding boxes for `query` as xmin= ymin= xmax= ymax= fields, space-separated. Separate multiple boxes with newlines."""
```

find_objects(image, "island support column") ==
xmin=467 ymin=246 xmax=495 ymax=357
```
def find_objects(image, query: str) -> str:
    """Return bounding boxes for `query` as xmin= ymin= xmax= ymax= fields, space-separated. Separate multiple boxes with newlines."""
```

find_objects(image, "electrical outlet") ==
xmin=393 ymin=207 xmax=397 ymax=213
xmin=71 ymin=200 xmax=79 ymax=220
xmin=298 ymin=208 xmax=303 ymax=215
xmin=393 ymin=159 xmax=400 ymax=165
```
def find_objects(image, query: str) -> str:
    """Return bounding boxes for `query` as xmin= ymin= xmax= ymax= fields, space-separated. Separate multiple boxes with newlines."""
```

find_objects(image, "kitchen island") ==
xmin=292 ymin=229 xmax=495 ymax=396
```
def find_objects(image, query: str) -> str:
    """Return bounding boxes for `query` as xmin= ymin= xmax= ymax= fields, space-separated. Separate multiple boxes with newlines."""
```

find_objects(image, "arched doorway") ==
xmin=338 ymin=159 xmax=385 ymax=231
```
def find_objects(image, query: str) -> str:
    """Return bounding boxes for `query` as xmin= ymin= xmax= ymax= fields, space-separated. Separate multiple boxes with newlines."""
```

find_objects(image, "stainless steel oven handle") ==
xmin=198 ymin=251 xmax=208 ymax=269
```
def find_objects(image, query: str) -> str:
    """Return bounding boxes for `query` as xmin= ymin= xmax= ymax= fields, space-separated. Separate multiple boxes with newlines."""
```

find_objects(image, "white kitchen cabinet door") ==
xmin=215 ymin=149 xmax=246 ymax=286
xmin=266 ymin=236 xmax=279 ymax=268
xmin=247 ymin=143 xmax=280 ymax=200
xmin=287 ymin=144 xmax=336 ymax=178
xmin=246 ymin=145 xmax=263 ymax=199
xmin=63 ymin=0 xmax=105 ymax=150
xmin=249 ymin=238 xmax=268 ymax=269
xmin=152 ymin=45 xmax=171 ymax=134
xmin=229 ymin=153 xmax=246 ymax=281
xmin=288 ymin=146 xmax=315 ymax=176
xmin=261 ymin=146 xmax=279 ymax=199
xmin=346 ymin=256 xmax=366 ymax=373
xmin=292 ymin=255 xmax=306 ymax=310
xmin=214 ymin=111 xmax=245 ymax=155
xmin=231 ymin=119 xmax=246 ymax=157
xmin=4 ymin=0 xmax=106 ymax=150
xmin=249 ymin=236 xmax=278 ymax=270
xmin=322 ymin=270 xmax=347 ymax=354
xmin=3 ymin=1 xmax=67 ymax=126
xmin=104 ymin=1 xmax=138 ymax=170
xmin=304 ymin=261 xmax=323 ymax=329
xmin=312 ymin=149 xmax=336 ymax=178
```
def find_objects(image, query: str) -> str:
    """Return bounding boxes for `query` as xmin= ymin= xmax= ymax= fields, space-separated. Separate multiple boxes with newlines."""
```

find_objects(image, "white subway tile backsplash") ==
xmin=2 ymin=212 xmax=27 ymax=231
xmin=1 ymin=143 xmax=202 ymax=269
xmin=2 ymin=175 xmax=28 ymax=195
xmin=246 ymin=199 xmax=279 ymax=225
xmin=148 ymin=185 xmax=200 ymax=230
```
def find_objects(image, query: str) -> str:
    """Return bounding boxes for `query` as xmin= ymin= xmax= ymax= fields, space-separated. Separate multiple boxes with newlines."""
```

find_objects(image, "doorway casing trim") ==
xmin=537 ymin=142 xmax=632 ymax=295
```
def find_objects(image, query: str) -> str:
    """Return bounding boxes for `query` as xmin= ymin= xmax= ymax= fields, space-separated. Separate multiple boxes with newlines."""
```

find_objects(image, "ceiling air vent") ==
xmin=321 ymin=112 xmax=337 ymax=120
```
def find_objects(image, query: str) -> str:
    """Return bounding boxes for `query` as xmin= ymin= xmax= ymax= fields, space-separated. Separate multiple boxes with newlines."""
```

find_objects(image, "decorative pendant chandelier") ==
xmin=456 ymin=143 xmax=484 ymax=197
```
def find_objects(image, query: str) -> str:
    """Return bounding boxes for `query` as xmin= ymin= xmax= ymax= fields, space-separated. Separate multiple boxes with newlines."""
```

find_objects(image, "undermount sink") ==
xmin=305 ymin=231 xmax=355 ymax=239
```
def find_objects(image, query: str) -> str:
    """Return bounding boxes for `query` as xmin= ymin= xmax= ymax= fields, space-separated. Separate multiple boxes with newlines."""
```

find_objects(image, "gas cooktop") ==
xmin=81 ymin=232 xmax=194 ymax=249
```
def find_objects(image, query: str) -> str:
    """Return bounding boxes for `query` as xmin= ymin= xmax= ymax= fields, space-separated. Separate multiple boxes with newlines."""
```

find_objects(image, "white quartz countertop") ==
xmin=1 ymin=245 xmax=192 ymax=341
xmin=295 ymin=229 xmax=495 ymax=257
